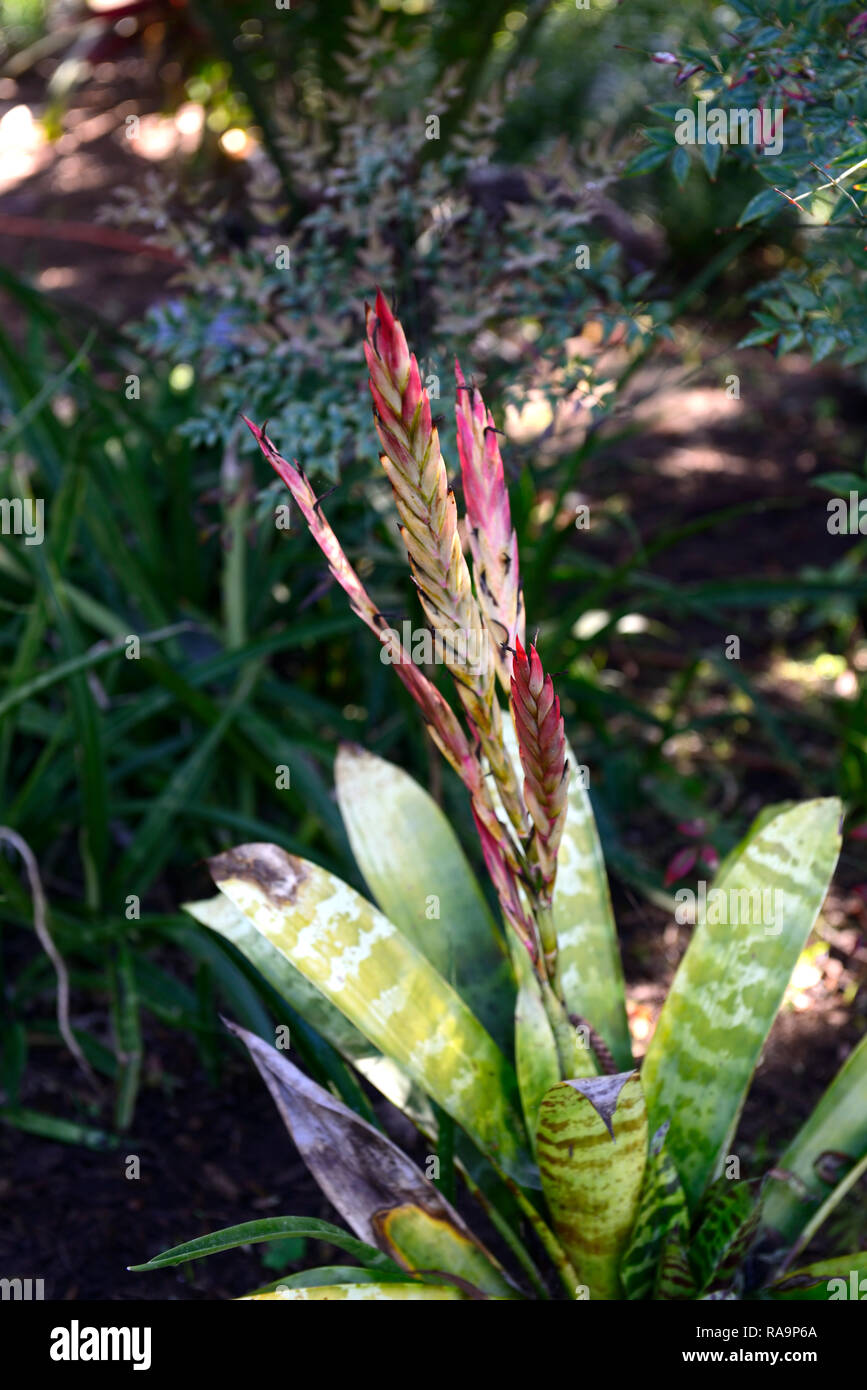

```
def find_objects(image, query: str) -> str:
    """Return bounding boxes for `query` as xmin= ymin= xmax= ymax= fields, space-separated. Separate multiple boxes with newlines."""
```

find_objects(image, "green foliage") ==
xmin=142 ymin=755 xmax=863 ymax=1301
xmin=133 ymin=309 xmax=865 ymax=1301
xmin=107 ymin=4 xmax=667 ymax=478
xmin=632 ymin=0 xmax=867 ymax=366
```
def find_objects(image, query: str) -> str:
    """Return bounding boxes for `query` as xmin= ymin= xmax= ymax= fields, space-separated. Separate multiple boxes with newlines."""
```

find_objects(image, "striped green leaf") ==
xmin=537 ymin=1071 xmax=647 ymax=1299
xmin=184 ymin=893 xmax=434 ymax=1128
xmin=243 ymin=1283 xmax=469 ymax=1300
xmin=620 ymin=1121 xmax=688 ymax=1300
xmin=654 ymin=1223 xmax=697 ymax=1300
xmin=503 ymin=718 xmax=631 ymax=1067
xmin=250 ymin=1266 xmax=406 ymax=1293
xmin=761 ymin=1031 xmax=867 ymax=1248
xmin=690 ymin=1178 xmax=762 ymax=1294
xmin=763 ymin=1251 xmax=867 ymax=1301
xmin=208 ymin=844 xmax=534 ymax=1183
xmin=335 ymin=743 xmax=514 ymax=1052
xmin=512 ymin=944 xmax=561 ymax=1156
xmin=233 ymin=1024 xmax=519 ymax=1299
xmin=641 ymin=798 xmax=842 ymax=1209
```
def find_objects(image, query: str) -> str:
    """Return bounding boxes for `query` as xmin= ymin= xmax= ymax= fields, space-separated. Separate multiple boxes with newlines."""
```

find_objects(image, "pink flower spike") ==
xmin=472 ymin=806 xmax=536 ymax=959
xmin=510 ymin=638 xmax=569 ymax=905
xmin=455 ymin=360 xmax=524 ymax=690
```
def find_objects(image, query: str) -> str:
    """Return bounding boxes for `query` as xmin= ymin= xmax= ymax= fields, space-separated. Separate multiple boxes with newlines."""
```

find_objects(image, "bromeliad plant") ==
xmin=133 ymin=293 xmax=867 ymax=1301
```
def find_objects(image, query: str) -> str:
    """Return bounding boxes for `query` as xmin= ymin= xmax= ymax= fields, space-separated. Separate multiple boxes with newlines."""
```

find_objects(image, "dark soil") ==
xmin=0 ymin=1022 xmax=331 ymax=1301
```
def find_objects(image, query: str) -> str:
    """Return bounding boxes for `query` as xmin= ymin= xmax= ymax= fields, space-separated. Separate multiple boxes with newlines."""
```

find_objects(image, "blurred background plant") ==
xmin=626 ymin=0 xmax=867 ymax=368
xmin=0 ymin=0 xmax=866 ymax=1291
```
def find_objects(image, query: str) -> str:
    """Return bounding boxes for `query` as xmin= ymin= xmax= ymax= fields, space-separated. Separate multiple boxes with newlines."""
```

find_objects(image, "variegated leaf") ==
xmin=620 ymin=1120 xmax=688 ymax=1300
xmin=537 ymin=1071 xmax=647 ymax=1300
xmin=513 ymin=947 xmax=561 ymax=1155
xmin=184 ymin=893 xmax=435 ymax=1129
xmin=249 ymin=1265 xmax=405 ymax=1294
xmin=243 ymin=1282 xmax=469 ymax=1300
xmin=233 ymin=1024 xmax=519 ymax=1299
xmin=761 ymin=1030 xmax=867 ymax=1248
xmin=335 ymin=743 xmax=515 ymax=1052
xmin=209 ymin=845 xmax=534 ymax=1184
xmin=506 ymin=910 xmax=595 ymax=1152
xmin=690 ymin=1178 xmax=762 ymax=1294
xmin=763 ymin=1251 xmax=867 ymax=1301
xmin=654 ymin=1223 xmax=698 ymax=1300
xmin=642 ymin=798 xmax=842 ymax=1210
xmin=503 ymin=717 xmax=632 ymax=1067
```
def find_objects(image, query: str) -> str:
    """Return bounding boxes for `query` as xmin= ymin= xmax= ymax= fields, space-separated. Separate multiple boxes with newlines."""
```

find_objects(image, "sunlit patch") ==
xmin=0 ymin=104 xmax=47 ymax=190
xmin=504 ymin=392 xmax=553 ymax=443
xmin=127 ymin=104 xmax=204 ymax=161
xmin=168 ymin=363 xmax=194 ymax=391
xmin=220 ymin=126 xmax=251 ymax=158
xmin=626 ymin=997 xmax=657 ymax=1057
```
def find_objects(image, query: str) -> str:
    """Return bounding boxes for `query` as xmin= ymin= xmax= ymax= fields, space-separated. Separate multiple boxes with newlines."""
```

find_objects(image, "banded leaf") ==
xmin=503 ymin=718 xmax=632 ymax=1067
xmin=761 ymin=1030 xmax=867 ymax=1247
xmin=641 ymin=798 xmax=842 ymax=1209
xmin=184 ymin=893 xmax=434 ymax=1128
xmin=208 ymin=844 xmax=534 ymax=1183
xmin=243 ymin=1283 xmax=469 ymax=1300
xmin=690 ymin=1178 xmax=762 ymax=1295
xmin=620 ymin=1121 xmax=688 ymax=1300
xmin=654 ymin=1223 xmax=698 ymax=1300
xmin=249 ymin=1266 xmax=406 ymax=1293
xmin=334 ymin=742 xmax=514 ymax=1052
xmin=536 ymin=1071 xmax=647 ymax=1300
xmin=233 ymin=1024 xmax=519 ymax=1299
xmin=512 ymin=943 xmax=561 ymax=1154
xmin=763 ymin=1251 xmax=867 ymax=1301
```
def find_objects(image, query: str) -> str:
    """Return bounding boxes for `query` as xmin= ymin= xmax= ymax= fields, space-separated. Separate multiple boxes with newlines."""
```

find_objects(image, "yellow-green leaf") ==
xmin=503 ymin=718 xmax=631 ymax=1066
xmin=761 ymin=1031 xmax=867 ymax=1249
xmin=209 ymin=844 xmax=533 ymax=1183
xmin=765 ymin=1251 xmax=867 ymax=1301
xmin=242 ymin=1283 xmax=468 ymax=1300
xmin=184 ymin=893 xmax=434 ymax=1128
xmin=641 ymin=798 xmax=842 ymax=1210
xmin=513 ymin=950 xmax=561 ymax=1156
xmin=335 ymin=743 xmax=514 ymax=1052
xmin=536 ymin=1071 xmax=647 ymax=1299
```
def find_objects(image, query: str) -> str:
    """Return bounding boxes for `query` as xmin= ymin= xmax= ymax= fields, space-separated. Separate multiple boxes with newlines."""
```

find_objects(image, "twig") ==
xmin=0 ymin=828 xmax=99 ymax=1090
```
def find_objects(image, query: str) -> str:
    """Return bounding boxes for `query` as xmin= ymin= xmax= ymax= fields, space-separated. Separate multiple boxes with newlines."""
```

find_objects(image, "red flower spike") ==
xmin=455 ymin=359 xmax=524 ymax=692
xmin=364 ymin=290 xmax=528 ymax=842
xmin=472 ymin=806 xmax=536 ymax=961
xmin=510 ymin=638 xmax=569 ymax=905
xmin=244 ymin=415 xmax=527 ymax=933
